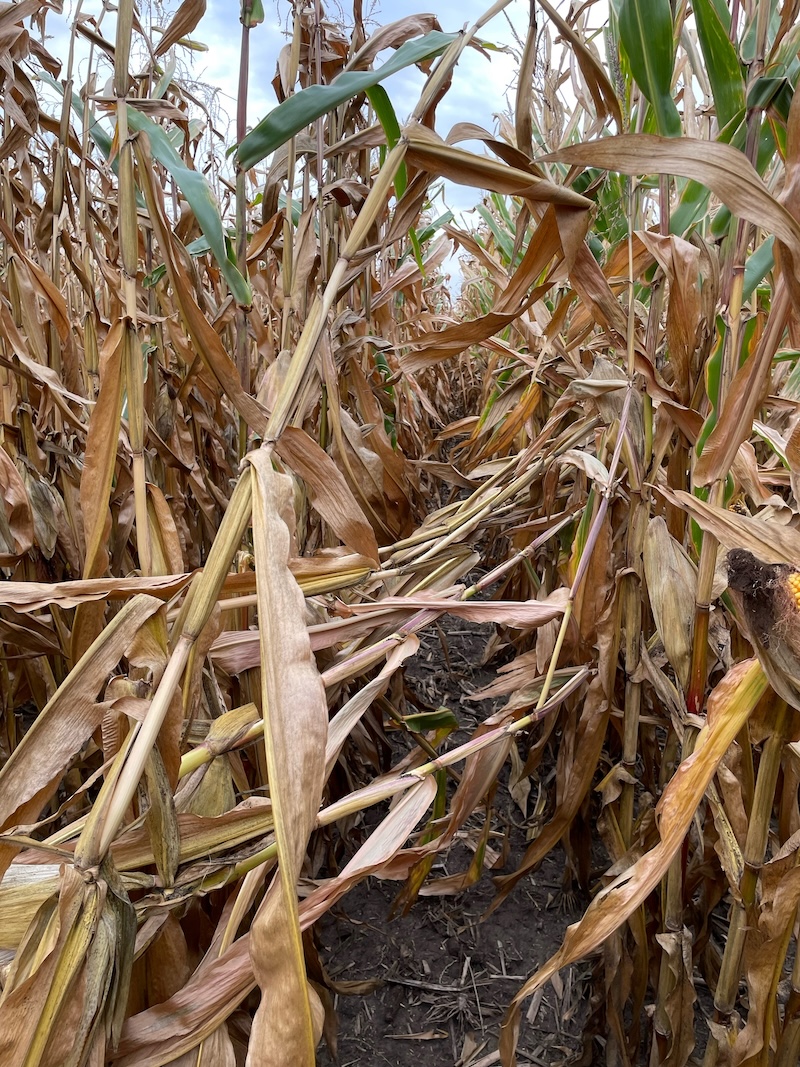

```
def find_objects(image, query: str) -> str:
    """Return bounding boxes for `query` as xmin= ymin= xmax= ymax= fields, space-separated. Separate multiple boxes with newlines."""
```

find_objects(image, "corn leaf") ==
xmin=236 ymin=31 xmax=458 ymax=169
xmin=125 ymin=106 xmax=252 ymax=306
xmin=692 ymin=0 xmax=746 ymax=129
xmin=618 ymin=0 xmax=681 ymax=136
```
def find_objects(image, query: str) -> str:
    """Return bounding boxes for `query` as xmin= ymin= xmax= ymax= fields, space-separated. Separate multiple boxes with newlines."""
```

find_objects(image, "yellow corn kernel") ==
xmin=787 ymin=571 xmax=800 ymax=609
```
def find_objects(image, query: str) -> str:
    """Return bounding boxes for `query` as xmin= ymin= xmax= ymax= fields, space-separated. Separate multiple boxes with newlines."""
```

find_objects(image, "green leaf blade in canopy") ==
xmin=126 ymin=106 xmax=253 ymax=307
xmin=40 ymin=71 xmax=252 ymax=306
xmin=743 ymin=235 xmax=775 ymax=301
xmin=693 ymin=0 xmax=745 ymax=129
xmin=38 ymin=71 xmax=114 ymax=161
xmin=619 ymin=0 xmax=681 ymax=137
xmin=365 ymin=84 xmax=406 ymax=196
xmin=236 ymin=30 xmax=458 ymax=171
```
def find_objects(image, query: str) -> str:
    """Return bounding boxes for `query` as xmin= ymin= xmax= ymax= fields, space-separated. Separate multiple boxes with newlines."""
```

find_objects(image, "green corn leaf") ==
xmin=476 ymin=204 xmax=515 ymax=266
xmin=143 ymin=235 xmax=213 ymax=288
xmin=365 ymin=84 xmax=406 ymax=197
xmin=619 ymin=0 xmax=681 ymax=136
xmin=693 ymin=0 xmax=745 ymax=128
xmin=416 ymin=210 xmax=454 ymax=245
xmin=367 ymin=88 xmax=417 ymax=279
xmin=748 ymin=76 xmax=793 ymax=122
xmin=38 ymin=72 xmax=252 ymax=306
xmin=705 ymin=0 xmax=731 ymax=24
xmin=152 ymin=55 xmax=177 ymax=100
xmin=38 ymin=71 xmax=114 ymax=161
xmin=241 ymin=0 xmax=265 ymax=27
xmin=672 ymin=176 xmax=728 ymax=237
xmin=126 ymin=106 xmax=253 ymax=306
xmin=743 ymin=236 xmax=775 ymax=301
xmin=408 ymin=226 xmax=425 ymax=274
xmin=402 ymin=708 xmax=459 ymax=733
xmin=236 ymin=30 xmax=457 ymax=170
xmin=783 ymin=357 xmax=800 ymax=401
xmin=671 ymin=104 xmax=749 ymax=236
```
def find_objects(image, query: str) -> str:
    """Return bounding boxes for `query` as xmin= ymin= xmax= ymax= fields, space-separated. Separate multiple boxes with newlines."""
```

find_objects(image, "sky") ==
xmin=43 ymin=0 xmax=540 ymax=222
xmin=194 ymin=0 xmax=531 ymax=219
xmin=194 ymin=0 xmax=525 ymax=135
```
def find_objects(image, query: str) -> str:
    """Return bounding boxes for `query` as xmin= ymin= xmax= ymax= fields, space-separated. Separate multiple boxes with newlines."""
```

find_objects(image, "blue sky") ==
xmin=195 ymin=1 xmax=524 ymax=129
xmin=43 ymin=0 xmax=542 ymax=219
xmin=193 ymin=0 xmax=529 ymax=217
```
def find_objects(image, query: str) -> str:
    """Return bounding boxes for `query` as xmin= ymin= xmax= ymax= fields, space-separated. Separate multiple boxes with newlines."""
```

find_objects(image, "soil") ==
xmin=316 ymin=616 xmax=592 ymax=1067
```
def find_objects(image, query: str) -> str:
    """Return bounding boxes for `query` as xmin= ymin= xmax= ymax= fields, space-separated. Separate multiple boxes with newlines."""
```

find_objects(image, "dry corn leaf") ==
xmin=299 ymin=779 xmax=437 ymax=927
xmin=337 ymin=587 xmax=568 ymax=627
xmin=0 ymin=595 xmax=165 ymax=875
xmin=110 ymin=798 xmax=273 ymax=872
xmin=664 ymin=489 xmax=800 ymax=565
xmin=638 ymin=231 xmax=702 ymax=405
xmin=244 ymin=449 xmax=328 ymax=1067
xmin=732 ymin=851 xmax=800 ymax=1063
xmin=325 ymin=637 xmax=419 ymax=779
xmin=348 ymin=14 xmax=442 ymax=69
xmin=499 ymin=659 xmax=769 ymax=1066
xmin=653 ymin=928 xmax=696 ymax=1067
xmin=405 ymin=123 xmax=591 ymax=209
xmin=0 ymin=864 xmax=60 ymax=951
xmin=0 ymin=447 xmax=34 ymax=562
xmin=79 ymin=319 xmax=126 ymax=580
xmin=644 ymin=517 xmax=697 ymax=690
xmin=276 ymin=426 xmax=380 ymax=563
xmin=153 ymin=0 xmax=206 ymax=56
xmin=546 ymin=136 xmax=800 ymax=262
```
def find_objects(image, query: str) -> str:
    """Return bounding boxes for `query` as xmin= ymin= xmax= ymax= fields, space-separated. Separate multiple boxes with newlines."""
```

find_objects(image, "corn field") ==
xmin=5 ymin=0 xmax=800 ymax=1063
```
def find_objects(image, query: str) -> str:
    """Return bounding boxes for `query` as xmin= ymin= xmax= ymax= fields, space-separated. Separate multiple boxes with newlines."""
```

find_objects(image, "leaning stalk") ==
xmin=87 ymin=41 xmax=462 ymax=861
xmin=81 ymin=471 xmax=256 ymax=863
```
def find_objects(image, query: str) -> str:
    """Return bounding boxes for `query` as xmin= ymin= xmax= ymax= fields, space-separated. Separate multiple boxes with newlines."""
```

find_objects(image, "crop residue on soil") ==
xmin=317 ymin=616 xmax=590 ymax=1067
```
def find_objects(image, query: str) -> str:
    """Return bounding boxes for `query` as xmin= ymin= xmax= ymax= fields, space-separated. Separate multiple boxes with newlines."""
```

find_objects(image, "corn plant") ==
xmin=3 ymin=0 xmax=800 ymax=1065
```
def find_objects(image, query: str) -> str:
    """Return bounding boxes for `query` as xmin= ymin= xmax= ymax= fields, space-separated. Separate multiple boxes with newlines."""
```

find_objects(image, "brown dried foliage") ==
xmin=3 ymin=1 xmax=800 ymax=1066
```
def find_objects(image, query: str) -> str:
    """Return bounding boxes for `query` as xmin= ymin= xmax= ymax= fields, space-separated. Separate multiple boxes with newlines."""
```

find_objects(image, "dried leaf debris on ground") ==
xmin=4 ymin=0 xmax=800 ymax=1064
